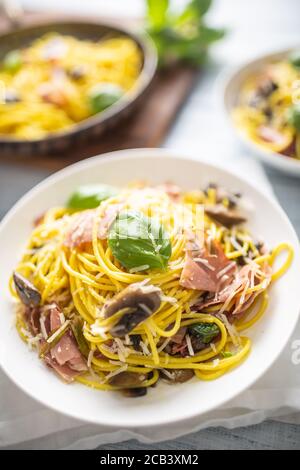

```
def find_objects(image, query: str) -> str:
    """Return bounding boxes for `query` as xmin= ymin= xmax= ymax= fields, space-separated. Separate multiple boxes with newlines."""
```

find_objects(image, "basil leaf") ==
xmin=289 ymin=50 xmax=300 ymax=69
xmin=287 ymin=105 xmax=300 ymax=131
xmin=189 ymin=0 xmax=212 ymax=17
xmin=147 ymin=0 xmax=169 ymax=29
xmin=3 ymin=50 xmax=22 ymax=73
xmin=89 ymin=83 xmax=123 ymax=114
xmin=188 ymin=322 xmax=220 ymax=344
xmin=67 ymin=184 xmax=118 ymax=210
xmin=146 ymin=0 xmax=225 ymax=66
xmin=108 ymin=210 xmax=172 ymax=270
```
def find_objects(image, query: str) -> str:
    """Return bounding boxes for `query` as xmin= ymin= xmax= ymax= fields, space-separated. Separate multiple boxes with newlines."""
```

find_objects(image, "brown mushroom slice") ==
xmin=205 ymin=205 xmax=246 ymax=228
xmin=121 ymin=387 xmax=147 ymax=397
xmin=161 ymin=369 xmax=194 ymax=383
xmin=13 ymin=272 xmax=41 ymax=307
xmin=103 ymin=283 xmax=161 ymax=337
xmin=108 ymin=371 xmax=146 ymax=388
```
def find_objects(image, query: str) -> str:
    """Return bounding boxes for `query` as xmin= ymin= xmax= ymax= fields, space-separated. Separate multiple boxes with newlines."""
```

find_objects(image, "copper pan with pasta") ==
xmin=0 ymin=150 xmax=299 ymax=426
xmin=0 ymin=19 xmax=157 ymax=155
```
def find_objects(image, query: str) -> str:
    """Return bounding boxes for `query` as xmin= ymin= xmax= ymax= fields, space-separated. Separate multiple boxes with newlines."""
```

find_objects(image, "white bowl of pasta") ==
xmin=0 ymin=148 xmax=299 ymax=427
xmin=221 ymin=48 xmax=300 ymax=176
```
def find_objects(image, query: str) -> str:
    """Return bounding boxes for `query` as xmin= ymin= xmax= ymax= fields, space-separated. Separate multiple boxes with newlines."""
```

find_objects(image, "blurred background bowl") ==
xmin=222 ymin=48 xmax=300 ymax=177
xmin=0 ymin=19 xmax=157 ymax=155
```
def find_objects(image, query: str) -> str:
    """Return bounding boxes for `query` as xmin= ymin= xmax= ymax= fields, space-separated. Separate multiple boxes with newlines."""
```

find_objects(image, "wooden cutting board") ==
xmin=0 ymin=13 xmax=199 ymax=172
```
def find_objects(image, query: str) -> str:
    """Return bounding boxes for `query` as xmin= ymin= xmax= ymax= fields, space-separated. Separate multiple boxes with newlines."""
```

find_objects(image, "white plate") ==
xmin=221 ymin=48 xmax=300 ymax=176
xmin=0 ymin=148 xmax=299 ymax=427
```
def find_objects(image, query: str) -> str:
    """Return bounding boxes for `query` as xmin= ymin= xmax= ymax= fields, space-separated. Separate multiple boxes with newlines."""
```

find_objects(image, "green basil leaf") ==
xmin=289 ymin=50 xmax=300 ymax=69
xmin=146 ymin=0 xmax=225 ymax=67
xmin=221 ymin=350 xmax=233 ymax=358
xmin=3 ymin=50 xmax=22 ymax=73
xmin=89 ymin=83 xmax=123 ymax=114
xmin=67 ymin=184 xmax=118 ymax=210
xmin=188 ymin=322 xmax=220 ymax=344
xmin=146 ymin=0 xmax=169 ymax=29
xmin=108 ymin=210 xmax=172 ymax=270
xmin=287 ymin=105 xmax=300 ymax=131
xmin=189 ymin=0 xmax=212 ymax=17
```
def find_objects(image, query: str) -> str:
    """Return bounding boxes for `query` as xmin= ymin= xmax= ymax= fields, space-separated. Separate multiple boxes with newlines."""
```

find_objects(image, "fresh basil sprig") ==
xmin=67 ymin=184 xmax=118 ymax=210
xmin=108 ymin=210 xmax=172 ymax=270
xmin=146 ymin=0 xmax=225 ymax=66
xmin=188 ymin=322 xmax=220 ymax=344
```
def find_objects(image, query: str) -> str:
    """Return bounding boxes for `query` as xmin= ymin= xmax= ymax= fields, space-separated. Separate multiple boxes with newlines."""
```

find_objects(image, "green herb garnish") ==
xmin=146 ymin=0 xmax=225 ymax=66
xmin=221 ymin=350 xmax=233 ymax=358
xmin=188 ymin=322 xmax=220 ymax=344
xmin=108 ymin=210 xmax=172 ymax=270
xmin=3 ymin=50 xmax=22 ymax=73
xmin=89 ymin=83 xmax=124 ymax=114
xmin=67 ymin=184 xmax=118 ymax=210
xmin=71 ymin=317 xmax=90 ymax=358
xmin=287 ymin=104 xmax=300 ymax=131
xmin=289 ymin=50 xmax=300 ymax=69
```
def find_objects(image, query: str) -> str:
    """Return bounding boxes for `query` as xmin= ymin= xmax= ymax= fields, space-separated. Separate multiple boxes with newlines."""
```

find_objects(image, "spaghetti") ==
xmin=0 ymin=33 xmax=142 ymax=139
xmin=233 ymin=53 xmax=300 ymax=159
xmin=10 ymin=182 xmax=293 ymax=396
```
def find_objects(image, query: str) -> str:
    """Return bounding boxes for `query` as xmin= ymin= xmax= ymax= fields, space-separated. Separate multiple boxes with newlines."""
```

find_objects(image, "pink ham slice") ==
xmin=64 ymin=204 xmax=121 ymax=250
xmin=258 ymin=126 xmax=287 ymax=147
xmin=180 ymin=241 xmax=236 ymax=293
xmin=42 ymin=303 xmax=87 ymax=382
xmin=193 ymin=262 xmax=271 ymax=315
xmin=44 ymin=355 xmax=81 ymax=383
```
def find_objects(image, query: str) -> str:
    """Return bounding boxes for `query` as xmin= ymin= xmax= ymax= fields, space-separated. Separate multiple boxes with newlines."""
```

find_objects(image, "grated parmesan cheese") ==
xmin=39 ymin=317 xmax=48 ymax=340
xmin=193 ymin=258 xmax=215 ymax=271
xmin=46 ymin=320 xmax=70 ymax=344
xmin=212 ymin=359 xmax=220 ymax=367
xmin=161 ymin=368 xmax=175 ymax=380
xmin=157 ymin=337 xmax=171 ymax=353
xmin=129 ymin=265 xmax=150 ymax=273
xmin=216 ymin=262 xmax=236 ymax=280
xmin=87 ymin=349 xmax=94 ymax=368
xmin=160 ymin=295 xmax=178 ymax=305
xmin=104 ymin=364 xmax=128 ymax=382
xmin=185 ymin=333 xmax=195 ymax=356
xmin=217 ymin=313 xmax=241 ymax=346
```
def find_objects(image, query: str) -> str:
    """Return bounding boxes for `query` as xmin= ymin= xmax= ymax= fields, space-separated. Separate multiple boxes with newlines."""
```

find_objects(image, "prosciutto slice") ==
xmin=43 ymin=304 xmax=87 ymax=382
xmin=193 ymin=262 xmax=271 ymax=315
xmin=180 ymin=241 xmax=236 ymax=293
xmin=64 ymin=204 xmax=121 ymax=249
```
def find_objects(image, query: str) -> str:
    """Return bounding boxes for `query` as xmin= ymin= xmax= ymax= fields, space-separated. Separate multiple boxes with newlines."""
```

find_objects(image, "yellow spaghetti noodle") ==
xmin=10 ymin=182 xmax=293 ymax=395
xmin=233 ymin=55 xmax=300 ymax=159
xmin=0 ymin=33 xmax=142 ymax=139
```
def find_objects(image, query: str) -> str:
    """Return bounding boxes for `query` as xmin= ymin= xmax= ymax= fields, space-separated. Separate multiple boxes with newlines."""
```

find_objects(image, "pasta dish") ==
xmin=0 ymin=33 xmax=142 ymax=140
xmin=10 ymin=181 xmax=293 ymax=396
xmin=233 ymin=50 xmax=300 ymax=159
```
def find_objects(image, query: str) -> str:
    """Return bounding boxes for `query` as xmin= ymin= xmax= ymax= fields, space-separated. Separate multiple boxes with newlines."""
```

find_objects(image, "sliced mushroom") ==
xmin=108 ymin=371 xmax=146 ymax=388
xmin=121 ymin=387 xmax=147 ymax=397
xmin=13 ymin=272 xmax=41 ymax=307
xmin=205 ymin=205 xmax=246 ymax=228
xmin=205 ymin=183 xmax=241 ymax=209
xmin=161 ymin=369 xmax=194 ymax=383
xmin=103 ymin=283 xmax=161 ymax=337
